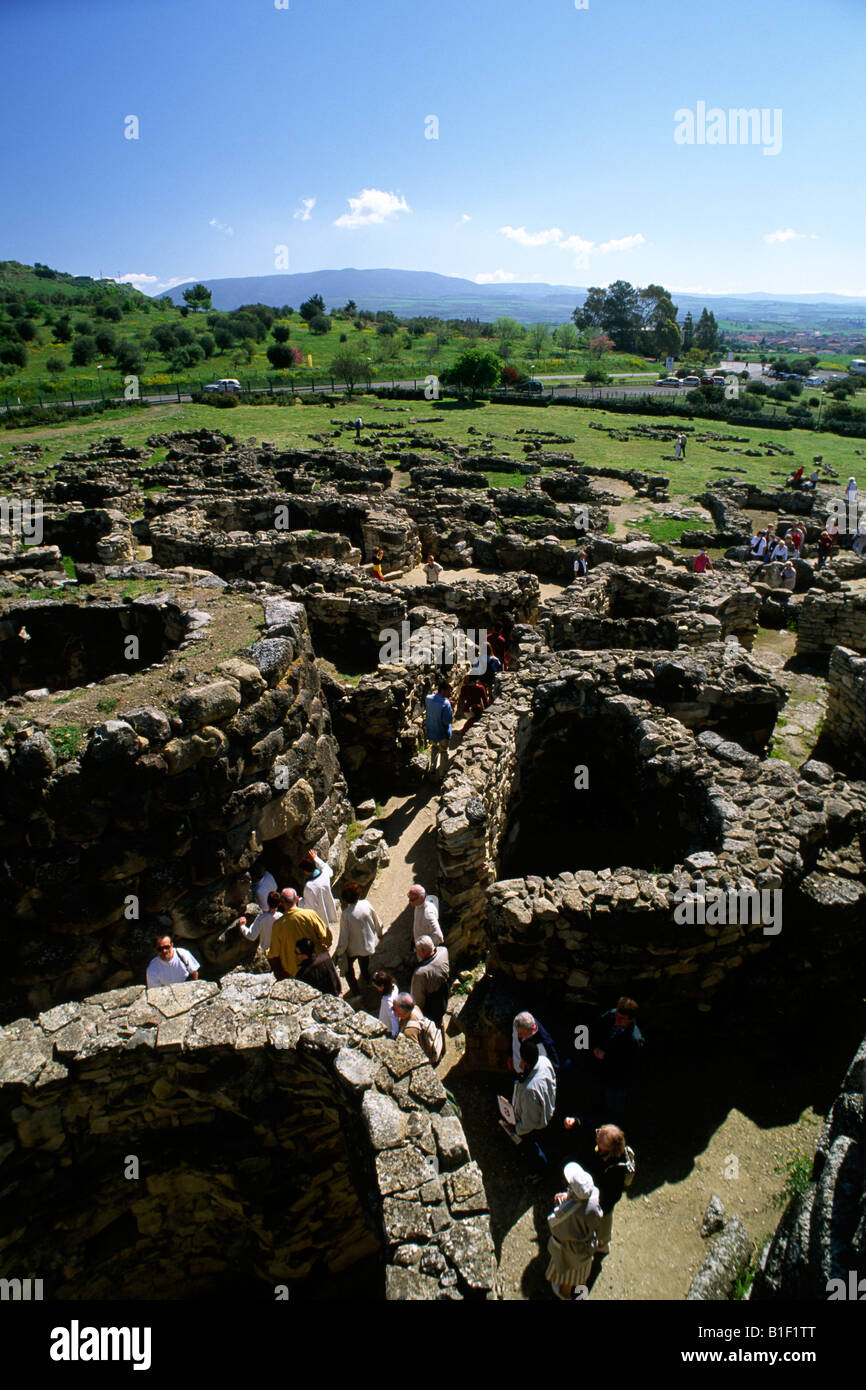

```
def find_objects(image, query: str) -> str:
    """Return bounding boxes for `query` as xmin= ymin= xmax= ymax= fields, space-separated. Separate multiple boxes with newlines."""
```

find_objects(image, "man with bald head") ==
xmin=411 ymin=934 xmax=450 ymax=1027
xmin=407 ymin=884 xmax=443 ymax=947
xmin=267 ymin=888 xmax=332 ymax=981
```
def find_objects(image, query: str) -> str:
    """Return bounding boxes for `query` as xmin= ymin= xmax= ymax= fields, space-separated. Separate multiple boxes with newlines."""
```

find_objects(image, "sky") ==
xmin=1 ymin=0 xmax=864 ymax=299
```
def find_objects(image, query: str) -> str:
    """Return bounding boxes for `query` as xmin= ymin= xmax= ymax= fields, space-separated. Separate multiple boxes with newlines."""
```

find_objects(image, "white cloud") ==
xmin=209 ymin=217 xmax=234 ymax=236
xmin=334 ymin=188 xmax=411 ymax=229
xmin=474 ymin=269 xmax=516 ymax=283
xmin=459 ymin=213 xmax=472 ymax=224
xmin=294 ymin=197 xmax=316 ymax=222
xmin=763 ymin=228 xmax=818 ymax=245
xmin=558 ymin=234 xmax=595 ymax=268
xmin=500 ymin=224 xmax=563 ymax=247
xmin=599 ymin=233 xmax=646 ymax=254
xmin=113 ymin=273 xmax=194 ymax=293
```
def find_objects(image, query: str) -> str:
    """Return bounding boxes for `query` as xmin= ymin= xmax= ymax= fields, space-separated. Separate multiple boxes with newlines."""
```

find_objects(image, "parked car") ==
xmin=516 ymin=378 xmax=544 ymax=393
xmin=682 ymin=376 xmax=702 ymax=388
xmin=805 ymin=376 xmax=824 ymax=388
xmin=657 ymin=377 xmax=681 ymax=386
xmin=202 ymin=378 xmax=242 ymax=393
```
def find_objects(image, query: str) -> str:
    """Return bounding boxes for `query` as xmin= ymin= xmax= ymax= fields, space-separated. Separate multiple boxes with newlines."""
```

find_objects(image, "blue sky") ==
xmin=1 ymin=0 xmax=863 ymax=298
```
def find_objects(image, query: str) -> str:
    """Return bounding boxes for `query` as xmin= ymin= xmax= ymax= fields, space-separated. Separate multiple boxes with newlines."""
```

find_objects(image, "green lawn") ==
xmin=2 ymin=396 xmax=864 ymax=505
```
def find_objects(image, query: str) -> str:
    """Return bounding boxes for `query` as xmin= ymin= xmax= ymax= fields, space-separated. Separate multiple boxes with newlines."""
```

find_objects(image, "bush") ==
xmin=272 ymin=324 xmax=290 ymax=343
xmin=192 ymin=390 xmax=238 ymax=408
xmin=299 ymin=294 xmax=325 ymax=322
xmin=115 ymin=340 xmax=144 ymax=375
xmin=0 ymin=340 xmax=26 ymax=367
xmin=267 ymin=343 xmax=301 ymax=369
xmin=46 ymin=356 xmax=66 ymax=374
xmin=74 ymin=319 xmax=94 ymax=336
xmin=16 ymin=319 xmax=37 ymax=342
xmin=309 ymin=314 xmax=331 ymax=335
xmin=102 ymin=304 xmax=122 ymax=322
xmin=584 ymin=366 xmax=611 ymax=385
xmin=95 ymin=328 xmax=117 ymax=355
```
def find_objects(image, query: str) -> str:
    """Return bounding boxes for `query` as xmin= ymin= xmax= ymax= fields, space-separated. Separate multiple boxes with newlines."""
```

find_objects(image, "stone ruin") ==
xmin=3 ymin=424 xmax=866 ymax=1301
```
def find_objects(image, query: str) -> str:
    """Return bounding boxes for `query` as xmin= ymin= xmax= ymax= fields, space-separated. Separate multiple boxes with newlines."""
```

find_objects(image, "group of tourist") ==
xmin=423 ymin=615 xmax=514 ymax=778
xmin=498 ymin=998 xmax=644 ymax=1300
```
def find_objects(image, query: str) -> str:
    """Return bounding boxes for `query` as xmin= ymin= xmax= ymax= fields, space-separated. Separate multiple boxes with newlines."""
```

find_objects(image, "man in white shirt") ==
xmin=299 ymin=851 xmax=339 ymax=930
xmin=750 ymin=532 xmax=767 ymax=560
xmin=407 ymin=884 xmax=443 ymax=947
xmin=768 ymin=539 xmax=788 ymax=564
xmin=237 ymin=890 xmax=283 ymax=955
xmin=146 ymin=934 xmax=200 ymax=989
xmin=503 ymin=1039 xmax=557 ymax=1175
xmin=251 ymin=861 xmax=278 ymax=912
xmin=423 ymin=555 xmax=443 ymax=584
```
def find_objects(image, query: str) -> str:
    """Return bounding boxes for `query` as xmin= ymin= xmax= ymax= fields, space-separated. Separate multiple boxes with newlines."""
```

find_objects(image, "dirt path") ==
xmin=750 ymin=627 xmax=827 ymax=767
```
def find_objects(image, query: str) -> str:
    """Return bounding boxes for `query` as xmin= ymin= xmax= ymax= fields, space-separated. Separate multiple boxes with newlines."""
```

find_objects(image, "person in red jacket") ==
xmin=693 ymin=546 xmax=714 ymax=574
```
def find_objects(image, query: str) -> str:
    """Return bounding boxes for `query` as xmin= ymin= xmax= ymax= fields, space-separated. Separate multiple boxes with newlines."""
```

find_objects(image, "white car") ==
xmin=682 ymin=376 xmax=702 ymax=388
xmin=202 ymin=378 xmax=241 ymax=393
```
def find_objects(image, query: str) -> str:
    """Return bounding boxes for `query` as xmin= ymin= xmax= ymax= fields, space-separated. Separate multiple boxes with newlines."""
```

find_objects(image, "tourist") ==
xmin=749 ymin=531 xmax=768 ymax=560
xmin=354 ymin=417 xmax=363 ymax=440
xmin=767 ymin=537 xmax=788 ymax=564
xmin=693 ymin=546 xmax=714 ymax=574
xmin=563 ymin=1120 xmax=631 ymax=1257
xmin=478 ymin=643 xmax=503 ymax=695
xmin=781 ymin=560 xmax=797 ymax=592
xmin=237 ymin=889 xmax=282 ymax=955
xmin=488 ymin=624 xmax=507 ymax=666
xmin=411 ymin=935 xmax=450 ymax=1026
xmin=371 ymin=548 xmax=385 ymax=582
xmin=146 ymin=933 xmax=199 ymax=989
xmin=423 ymin=554 xmax=443 ymax=584
xmin=545 ymin=1162 xmax=602 ymax=1300
xmin=787 ymin=524 xmax=804 ymax=558
xmin=853 ymin=516 xmax=866 ymax=557
xmin=392 ymin=992 xmax=445 ymax=1065
xmin=425 ymin=678 xmax=453 ymax=781
xmin=674 ymin=434 xmax=682 ymax=460
xmin=678 ymin=432 xmax=687 ymax=460
xmin=508 ymin=1011 xmax=561 ymax=1075
xmin=456 ymin=673 xmax=489 ymax=733
xmin=573 ymin=552 xmax=588 ymax=580
xmin=502 ymin=1038 xmax=557 ymax=1173
xmin=336 ymin=881 xmax=383 ymax=991
xmin=251 ymin=860 xmax=278 ymax=911
xmin=295 ymin=937 xmax=342 ymax=996
xmin=590 ymin=996 xmax=645 ymax=1126
xmin=268 ymin=888 xmax=331 ymax=981
xmin=407 ymin=884 xmax=443 ymax=948
xmin=817 ymin=529 xmax=834 ymax=568
xmin=846 ymin=476 xmax=858 ymax=507
xmin=299 ymin=850 xmax=339 ymax=932
xmin=787 ymin=465 xmax=804 ymax=488
xmin=372 ymin=970 xmax=400 ymax=1037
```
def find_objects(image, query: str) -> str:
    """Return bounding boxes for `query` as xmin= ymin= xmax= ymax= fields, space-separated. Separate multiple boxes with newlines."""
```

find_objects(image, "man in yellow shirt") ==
xmin=267 ymin=888 xmax=331 ymax=980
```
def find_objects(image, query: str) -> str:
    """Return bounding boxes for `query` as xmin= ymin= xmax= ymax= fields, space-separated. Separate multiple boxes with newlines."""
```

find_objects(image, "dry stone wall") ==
xmin=0 ymin=976 xmax=497 ymax=1300
xmin=796 ymin=590 xmax=866 ymax=660
xmin=822 ymin=646 xmax=866 ymax=776
xmin=0 ymin=602 xmax=351 ymax=1019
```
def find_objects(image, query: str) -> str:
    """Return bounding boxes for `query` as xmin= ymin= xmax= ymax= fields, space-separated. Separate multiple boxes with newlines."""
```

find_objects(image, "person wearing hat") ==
xmin=546 ymin=1162 xmax=602 ymax=1301
xmin=299 ymin=850 xmax=339 ymax=932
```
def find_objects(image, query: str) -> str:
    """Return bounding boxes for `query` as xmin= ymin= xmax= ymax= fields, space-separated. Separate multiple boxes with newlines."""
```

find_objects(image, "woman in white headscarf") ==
xmin=546 ymin=1162 xmax=602 ymax=1301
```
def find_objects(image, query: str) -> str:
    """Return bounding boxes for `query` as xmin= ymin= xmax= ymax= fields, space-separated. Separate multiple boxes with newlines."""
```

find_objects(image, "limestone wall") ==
xmin=797 ymin=590 xmax=866 ymax=660
xmin=0 ymin=976 xmax=497 ymax=1300
xmin=0 ymin=602 xmax=351 ymax=1018
xmin=823 ymin=646 xmax=866 ymax=775
xmin=750 ymin=1032 xmax=865 ymax=1300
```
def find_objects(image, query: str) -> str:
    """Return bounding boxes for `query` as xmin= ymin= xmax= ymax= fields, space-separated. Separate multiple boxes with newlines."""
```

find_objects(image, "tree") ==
xmin=0 ymin=340 xmax=26 ymax=367
xmin=115 ymin=339 xmax=144 ymax=375
xmin=342 ymin=299 xmax=357 ymax=317
xmin=553 ymin=323 xmax=579 ymax=352
xmin=654 ymin=319 xmax=681 ymax=360
xmin=584 ymin=365 xmax=611 ymax=385
xmin=587 ymin=334 xmax=615 ymax=358
xmin=46 ymin=356 xmax=65 ymax=374
xmin=95 ymin=328 xmax=117 ymax=356
xmin=16 ymin=318 xmax=37 ymax=342
xmin=377 ymin=319 xmax=398 ymax=337
xmin=266 ymin=342 xmax=300 ymax=369
xmin=169 ymin=342 xmax=205 ymax=372
xmin=198 ymin=332 xmax=215 ymax=359
xmin=71 ymin=335 xmax=98 ymax=366
xmin=309 ymin=314 xmax=331 ymax=335
xmin=639 ymin=284 xmax=680 ymax=357
xmin=299 ymin=294 xmax=325 ymax=322
xmin=694 ymin=308 xmax=718 ymax=351
xmin=681 ymin=312 xmax=694 ymax=352
xmin=183 ymin=283 xmax=212 ymax=313
xmin=330 ymin=347 xmax=369 ymax=394
xmin=240 ymin=338 xmax=257 ymax=364
xmin=446 ymin=347 xmax=502 ymax=398
xmin=272 ymin=324 xmax=291 ymax=343
xmin=53 ymin=315 xmax=72 ymax=343
xmin=213 ymin=326 xmax=233 ymax=351
xmin=151 ymin=323 xmax=177 ymax=354
xmin=526 ymin=322 xmax=551 ymax=358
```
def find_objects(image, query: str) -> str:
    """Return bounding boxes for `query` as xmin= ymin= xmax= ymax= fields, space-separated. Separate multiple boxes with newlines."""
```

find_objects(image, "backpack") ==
xmin=622 ymin=1145 xmax=637 ymax=1189
xmin=417 ymin=1015 xmax=445 ymax=1066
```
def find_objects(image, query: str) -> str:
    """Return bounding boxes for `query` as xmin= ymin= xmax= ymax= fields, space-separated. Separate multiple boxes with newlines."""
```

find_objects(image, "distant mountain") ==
xmin=158 ymin=268 xmax=866 ymax=331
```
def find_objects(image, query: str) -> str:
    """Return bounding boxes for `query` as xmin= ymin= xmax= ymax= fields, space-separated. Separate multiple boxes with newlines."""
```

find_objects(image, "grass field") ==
xmin=3 ymin=396 xmax=864 ymax=504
